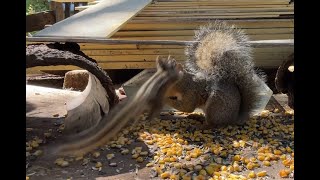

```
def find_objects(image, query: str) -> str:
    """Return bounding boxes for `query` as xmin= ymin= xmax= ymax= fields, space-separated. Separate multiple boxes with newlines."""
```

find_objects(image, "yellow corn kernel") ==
xmin=220 ymin=151 xmax=227 ymax=158
xmin=199 ymin=169 xmax=207 ymax=176
xmin=160 ymin=172 xmax=170 ymax=179
xmin=274 ymin=150 xmax=282 ymax=155
xmin=290 ymin=164 xmax=294 ymax=171
xmin=132 ymin=154 xmax=139 ymax=159
xmin=170 ymin=174 xmax=179 ymax=180
xmin=95 ymin=162 xmax=102 ymax=168
xmin=246 ymin=162 xmax=254 ymax=170
xmin=221 ymin=165 xmax=227 ymax=171
xmin=140 ymin=151 xmax=148 ymax=156
xmin=280 ymin=154 xmax=286 ymax=160
xmin=146 ymin=162 xmax=154 ymax=167
xmin=258 ymin=155 xmax=265 ymax=161
xmin=250 ymin=157 xmax=257 ymax=162
xmin=257 ymin=171 xmax=267 ymax=177
xmin=145 ymin=140 xmax=154 ymax=145
xmin=121 ymin=149 xmax=129 ymax=155
xmin=233 ymin=141 xmax=240 ymax=148
xmin=170 ymin=157 xmax=177 ymax=162
xmin=279 ymin=169 xmax=289 ymax=178
xmin=205 ymin=166 xmax=215 ymax=175
xmin=164 ymin=157 xmax=170 ymax=162
xmin=233 ymin=163 xmax=242 ymax=172
xmin=233 ymin=155 xmax=241 ymax=161
xmin=264 ymin=156 xmax=271 ymax=161
xmin=291 ymin=152 xmax=294 ymax=157
xmin=248 ymin=171 xmax=256 ymax=178
xmin=136 ymin=157 xmax=144 ymax=163
xmin=263 ymin=161 xmax=271 ymax=166
xmin=282 ymin=159 xmax=293 ymax=167
xmin=227 ymin=166 xmax=234 ymax=173
xmin=286 ymin=146 xmax=292 ymax=153
xmin=182 ymin=175 xmax=192 ymax=180
xmin=174 ymin=163 xmax=182 ymax=169
xmin=185 ymin=156 xmax=191 ymax=161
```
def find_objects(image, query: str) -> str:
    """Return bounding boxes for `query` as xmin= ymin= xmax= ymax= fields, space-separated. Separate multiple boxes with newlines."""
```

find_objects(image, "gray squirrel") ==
xmin=165 ymin=20 xmax=266 ymax=127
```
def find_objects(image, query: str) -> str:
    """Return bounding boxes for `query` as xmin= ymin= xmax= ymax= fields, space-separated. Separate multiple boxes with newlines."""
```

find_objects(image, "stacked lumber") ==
xmin=73 ymin=0 xmax=294 ymax=69
xmin=29 ymin=0 xmax=294 ymax=71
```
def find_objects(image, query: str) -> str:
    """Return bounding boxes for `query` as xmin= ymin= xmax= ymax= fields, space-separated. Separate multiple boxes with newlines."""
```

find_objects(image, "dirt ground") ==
xmin=26 ymin=86 xmax=294 ymax=180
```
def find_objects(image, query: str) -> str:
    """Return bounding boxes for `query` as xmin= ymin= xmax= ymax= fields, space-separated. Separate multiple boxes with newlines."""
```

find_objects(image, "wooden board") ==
xmin=113 ymin=28 xmax=294 ymax=37
xmin=34 ymin=0 xmax=152 ymax=37
xmin=122 ymin=20 xmax=294 ymax=30
xmin=82 ymin=47 xmax=294 ymax=56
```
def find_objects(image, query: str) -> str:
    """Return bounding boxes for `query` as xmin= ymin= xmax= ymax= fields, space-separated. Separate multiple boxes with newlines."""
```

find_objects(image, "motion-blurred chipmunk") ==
xmin=48 ymin=56 xmax=182 ymax=156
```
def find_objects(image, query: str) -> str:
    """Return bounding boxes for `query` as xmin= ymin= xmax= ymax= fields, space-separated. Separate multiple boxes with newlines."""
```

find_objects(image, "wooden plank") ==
xmin=26 ymin=58 xmax=289 ymax=70
xmin=50 ymin=1 xmax=64 ymax=22
xmin=146 ymin=5 xmax=293 ymax=9
xmin=137 ymin=12 xmax=293 ymax=17
xmin=84 ymin=53 xmax=292 ymax=62
xmin=82 ymin=47 xmax=294 ymax=56
xmin=34 ymin=0 xmax=152 ymax=37
xmin=132 ymin=15 xmax=282 ymax=20
xmin=152 ymin=2 xmax=290 ymax=6
xmin=111 ymin=34 xmax=294 ymax=40
xmin=113 ymin=28 xmax=294 ymax=37
xmin=142 ymin=7 xmax=294 ymax=12
xmin=26 ymin=10 xmax=56 ymax=32
xmin=122 ymin=19 xmax=294 ymax=30
xmin=26 ymin=37 xmax=294 ymax=47
xmin=65 ymin=2 xmax=71 ymax=18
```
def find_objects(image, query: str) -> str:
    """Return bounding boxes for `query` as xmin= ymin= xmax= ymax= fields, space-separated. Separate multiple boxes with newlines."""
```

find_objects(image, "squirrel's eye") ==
xmin=168 ymin=96 xmax=178 ymax=100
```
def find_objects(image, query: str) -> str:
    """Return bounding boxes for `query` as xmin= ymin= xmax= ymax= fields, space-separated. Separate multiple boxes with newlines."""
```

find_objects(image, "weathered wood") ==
xmin=26 ymin=11 xmax=56 ymax=32
xmin=64 ymin=70 xmax=110 ymax=135
xmin=50 ymin=1 xmax=64 ymax=22
xmin=65 ymin=2 xmax=71 ymax=18
xmin=26 ymin=85 xmax=81 ymax=118
xmin=26 ymin=43 xmax=119 ymax=107
xmin=35 ymin=0 xmax=152 ymax=37
xmin=113 ymin=28 xmax=294 ymax=37
xmin=26 ymin=37 xmax=294 ymax=47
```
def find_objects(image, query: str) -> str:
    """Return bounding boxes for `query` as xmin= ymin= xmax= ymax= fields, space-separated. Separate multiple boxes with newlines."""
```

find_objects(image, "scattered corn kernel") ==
xmin=257 ymin=171 xmax=267 ymax=177
xmin=136 ymin=157 xmax=144 ymax=163
xmin=92 ymin=151 xmax=100 ymax=158
xmin=106 ymin=153 xmax=115 ymax=160
xmin=263 ymin=160 xmax=271 ymax=166
xmin=160 ymin=172 xmax=170 ymax=179
xmin=121 ymin=149 xmax=129 ymax=155
xmin=95 ymin=162 xmax=102 ymax=168
xmin=248 ymin=171 xmax=256 ymax=178
xmin=279 ymin=169 xmax=289 ymax=178
xmin=132 ymin=154 xmax=139 ymax=159
xmin=274 ymin=150 xmax=282 ymax=155
xmin=233 ymin=155 xmax=241 ymax=161
xmin=246 ymin=162 xmax=254 ymax=170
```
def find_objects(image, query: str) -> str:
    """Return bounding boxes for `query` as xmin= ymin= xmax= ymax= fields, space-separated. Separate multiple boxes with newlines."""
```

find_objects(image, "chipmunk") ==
xmin=48 ymin=56 xmax=182 ymax=156
xmin=165 ymin=20 xmax=266 ymax=127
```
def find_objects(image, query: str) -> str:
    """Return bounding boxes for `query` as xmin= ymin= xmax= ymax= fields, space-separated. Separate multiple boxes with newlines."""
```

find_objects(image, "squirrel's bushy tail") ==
xmin=185 ymin=20 xmax=266 ymax=117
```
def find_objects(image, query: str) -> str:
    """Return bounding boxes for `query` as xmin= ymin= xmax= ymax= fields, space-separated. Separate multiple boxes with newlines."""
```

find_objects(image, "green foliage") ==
xmin=26 ymin=0 xmax=50 ymax=15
